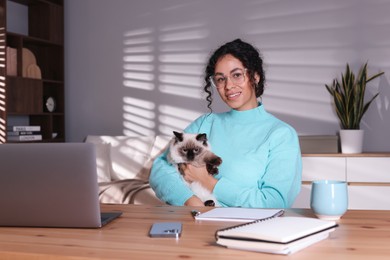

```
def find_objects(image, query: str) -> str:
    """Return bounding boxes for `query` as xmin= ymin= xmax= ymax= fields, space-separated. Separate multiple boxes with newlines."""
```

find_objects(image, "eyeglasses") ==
xmin=209 ymin=68 xmax=247 ymax=89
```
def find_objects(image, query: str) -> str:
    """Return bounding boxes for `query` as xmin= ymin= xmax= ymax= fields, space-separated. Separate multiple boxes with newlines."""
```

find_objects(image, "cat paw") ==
xmin=209 ymin=156 xmax=222 ymax=166
xmin=206 ymin=164 xmax=219 ymax=175
xmin=206 ymin=156 xmax=222 ymax=175
xmin=204 ymin=200 xmax=215 ymax=207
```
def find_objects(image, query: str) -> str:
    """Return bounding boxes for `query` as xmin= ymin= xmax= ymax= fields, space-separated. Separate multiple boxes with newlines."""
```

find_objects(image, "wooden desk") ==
xmin=0 ymin=204 xmax=389 ymax=259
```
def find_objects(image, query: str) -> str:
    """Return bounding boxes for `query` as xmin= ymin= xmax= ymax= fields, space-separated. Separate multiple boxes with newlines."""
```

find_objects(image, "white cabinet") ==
xmin=301 ymin=157 xmax=346 ymax=181
xmin=347 ymin=157 xmax=390 ymax=182
xmin=292 ymin=154 xmax=390 ymax=210
xmin=348 ymin=186 xmax=390 ymax=210
xmin=292 ymin=184 xmax=311 ymax=209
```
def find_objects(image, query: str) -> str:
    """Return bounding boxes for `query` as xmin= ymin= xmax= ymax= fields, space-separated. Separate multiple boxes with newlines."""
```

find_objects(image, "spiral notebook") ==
xmin=194 ymin=208 xmax=284 ymax=222
xmin=215 ymin=216 xmax=338 ymax=255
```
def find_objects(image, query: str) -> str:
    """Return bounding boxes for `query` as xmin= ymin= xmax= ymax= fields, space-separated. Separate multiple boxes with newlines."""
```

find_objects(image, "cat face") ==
xmin=168 ymin=131 xmax=222 ymax=176
xmin=170 ymin=131 xmax=209 ymax=162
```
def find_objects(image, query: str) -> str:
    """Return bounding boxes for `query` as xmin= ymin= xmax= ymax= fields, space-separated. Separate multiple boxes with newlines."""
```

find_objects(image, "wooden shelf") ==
xmin=7 ymin=32 xmax=63 ymax=46
xmin=302 ymin=153 xmax=390 ymax=157
xmin=0 ymin=0 xmax=64 ymax=143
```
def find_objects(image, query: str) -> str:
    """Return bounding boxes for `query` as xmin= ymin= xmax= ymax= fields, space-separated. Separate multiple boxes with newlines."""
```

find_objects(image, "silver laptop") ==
xmin=0 ymin=143 xmax=122 ymax=228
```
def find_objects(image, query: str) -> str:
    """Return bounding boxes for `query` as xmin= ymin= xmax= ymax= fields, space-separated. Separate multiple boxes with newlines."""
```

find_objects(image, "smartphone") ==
xmin=149 ymin=222 xmax=182 ymax=238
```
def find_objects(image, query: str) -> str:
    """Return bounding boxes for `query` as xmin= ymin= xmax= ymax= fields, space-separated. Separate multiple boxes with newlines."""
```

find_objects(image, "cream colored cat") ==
xmin=168 ymin=131 xmax=222 ymax=206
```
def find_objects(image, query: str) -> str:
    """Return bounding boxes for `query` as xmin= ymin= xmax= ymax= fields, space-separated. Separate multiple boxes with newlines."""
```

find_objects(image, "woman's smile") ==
xmin=226 ymin=90 xmax=242 ymax=100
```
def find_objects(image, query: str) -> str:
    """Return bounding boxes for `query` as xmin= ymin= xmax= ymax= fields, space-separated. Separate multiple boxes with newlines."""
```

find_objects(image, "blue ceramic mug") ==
xmin=310 ymin=180 xmax=348 ymax=221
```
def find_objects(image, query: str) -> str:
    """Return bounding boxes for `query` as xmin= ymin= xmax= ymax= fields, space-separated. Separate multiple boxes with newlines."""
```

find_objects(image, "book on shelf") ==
xmin=7 ymin=131 xmax=41 ymax=136
xmin=7 ymin=126 xmax=41 ymax=132
xmin=7 ymin=135 xmax=42 ymax=141
xmin=215 ymin=216 xmax=338 ymax=255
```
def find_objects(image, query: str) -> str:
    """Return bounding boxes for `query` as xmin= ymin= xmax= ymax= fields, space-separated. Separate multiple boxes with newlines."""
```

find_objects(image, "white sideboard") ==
xmin=292 ymin=153 xmax=390 ymax=210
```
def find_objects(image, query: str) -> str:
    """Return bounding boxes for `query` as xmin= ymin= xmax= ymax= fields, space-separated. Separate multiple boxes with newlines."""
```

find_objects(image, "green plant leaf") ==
xmin=366 ymin=71 xmax=384 ymax=83
xmin=325 ymin=62 xmax=384 ymax=129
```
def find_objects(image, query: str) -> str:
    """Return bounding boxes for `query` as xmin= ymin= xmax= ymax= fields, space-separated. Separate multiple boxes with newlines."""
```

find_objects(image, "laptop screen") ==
xmin=0 ymin=143 xmax=111 ymax=228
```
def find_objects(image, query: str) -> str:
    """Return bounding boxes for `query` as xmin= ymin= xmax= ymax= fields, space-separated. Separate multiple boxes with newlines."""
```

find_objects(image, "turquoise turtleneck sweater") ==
xmin=149 ymin=104 xmax=302 ymax=208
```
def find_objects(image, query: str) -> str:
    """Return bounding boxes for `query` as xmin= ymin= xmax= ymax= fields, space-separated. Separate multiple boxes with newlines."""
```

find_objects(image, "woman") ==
xmin=150 ymin=39 xmax=302 ymax=208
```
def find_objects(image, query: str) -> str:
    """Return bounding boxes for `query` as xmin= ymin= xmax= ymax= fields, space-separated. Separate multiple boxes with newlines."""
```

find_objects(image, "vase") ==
xmin=339 ymin=129 xmax=364 ymax=154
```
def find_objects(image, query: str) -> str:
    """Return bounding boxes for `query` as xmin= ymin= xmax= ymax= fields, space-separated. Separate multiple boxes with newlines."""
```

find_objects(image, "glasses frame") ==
xmin=209 ymin=68 xmax=248 ymax=89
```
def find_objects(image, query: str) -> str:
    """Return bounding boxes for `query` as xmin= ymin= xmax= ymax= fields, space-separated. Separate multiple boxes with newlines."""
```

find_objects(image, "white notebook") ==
xmin=194 ymin=208 xmax=284 ymax=222
xmin=216 ymin=216 xmax=337 ymax=255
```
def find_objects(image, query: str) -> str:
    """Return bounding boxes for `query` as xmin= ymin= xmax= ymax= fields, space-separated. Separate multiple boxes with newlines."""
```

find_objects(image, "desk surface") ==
xmin=0 ymin=204 xmax=389 ymax=259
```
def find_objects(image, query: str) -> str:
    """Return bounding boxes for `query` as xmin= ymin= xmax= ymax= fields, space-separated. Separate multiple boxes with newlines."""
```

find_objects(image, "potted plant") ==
xmin=325 ymin=62 xmax=384 ymax=153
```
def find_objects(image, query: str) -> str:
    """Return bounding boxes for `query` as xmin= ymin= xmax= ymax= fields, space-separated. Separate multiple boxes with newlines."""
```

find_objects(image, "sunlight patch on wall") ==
xmin=123 ymin=113 xmax=155 ymax=128
xmin=265 ymin=49 xmax=355 ymax=67
xmin=123 ymin=80 xmax=154 ymax=90
xmin=158 ymin=85 xmax=202 ymax=99
xmin=123 ymin=105 xmax=155 ymax=120
xmin=123 ymin=28 xmax=155 ymax=91
xmin=123 ymin=64 xmax=154 ymax=72
xmin=123 ymin=55 xmax=154 ymax=63
xmin=159 ymin=64 xmax=203 ymax=75
xmin=159 ymin=104 xmax=202 ymax=120
xmin=157 ymin=104 xmax=202 ymax=135
xmin=159 ymin=43 xmax=205 ymax=53
xmin=123 ymin=27 xmax=154 ymax=39
xmin=245 ymin=1 xmax=352 ymax=21
xmin=123 ymin=16 xmax=209 ymax=135
xmin=158 ymin=115 xmax=189 ymax=135
xmin=123 ymin=71 xmax=154 ymax=82
xmin=124 ymin=45 xmax=153 ymax=54
xmin=265 ymin=81 xmax=326 ymax=103
xmin=157 ymin=22 xmax=208 ymax=99
xmin=159 ymin=29 xmax=208 ymax=42
xmin=263 ymin=95 xmax=337 ymax=124
xmin=159 ymin=22 xmax=208 ymax=42
xmin=265 ymin=66 xmax=336 ymax=115
xmin=158 ymin=62 xmax=204 ymax=99
xmin=123 ymin=122 xmax=155 ymax=137
xmin=245 ymin=3 xmax=355 ymax=36
xmin=122 ymin=96 xmax=156 ymax=136
xmin=239 ymin=1 xmax=362 ymax=133
xmin=158 ymin=74 xmax=203 ymax=99
xmin=159 ymin=53 xmax=206 ymax=64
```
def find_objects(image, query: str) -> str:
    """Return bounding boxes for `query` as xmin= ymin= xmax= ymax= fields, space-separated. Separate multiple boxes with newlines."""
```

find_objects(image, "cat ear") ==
xmin=173 ymin=131 xmax=183 ymax=142
xmin=196 ymin=133 xmax=208 ymax=145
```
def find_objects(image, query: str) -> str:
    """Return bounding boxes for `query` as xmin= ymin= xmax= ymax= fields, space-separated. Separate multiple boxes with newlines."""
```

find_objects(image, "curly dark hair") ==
xmin=203 ymin=39 xmax=266 ymax=111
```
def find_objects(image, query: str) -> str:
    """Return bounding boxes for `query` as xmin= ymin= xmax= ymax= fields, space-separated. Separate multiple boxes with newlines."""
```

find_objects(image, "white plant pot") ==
xmin=339 ymin=129 xmax=364 ymax=154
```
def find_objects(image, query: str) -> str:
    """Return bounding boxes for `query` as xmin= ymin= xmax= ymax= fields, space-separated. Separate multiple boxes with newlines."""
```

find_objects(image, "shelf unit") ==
xmin=293 ymin=153 xmax=390 ymax=210
xmin=0 ymin=0 xmax=64 ymax=143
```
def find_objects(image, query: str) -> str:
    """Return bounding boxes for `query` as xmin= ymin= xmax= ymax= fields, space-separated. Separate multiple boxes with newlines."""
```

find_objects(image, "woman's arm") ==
xmin=149 ymin=150 xmax=194 ymax=205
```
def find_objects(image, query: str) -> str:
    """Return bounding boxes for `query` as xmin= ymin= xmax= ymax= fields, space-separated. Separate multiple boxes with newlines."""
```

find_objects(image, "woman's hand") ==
xmin=184 ymin=195 xmax=204 ymax=206
xmin=181 ymin=164 xmax=218 ymax=192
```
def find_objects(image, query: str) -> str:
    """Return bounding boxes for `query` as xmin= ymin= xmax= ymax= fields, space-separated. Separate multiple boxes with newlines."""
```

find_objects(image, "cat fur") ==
xmin=167 ymin=131 xmax=222 ymax=206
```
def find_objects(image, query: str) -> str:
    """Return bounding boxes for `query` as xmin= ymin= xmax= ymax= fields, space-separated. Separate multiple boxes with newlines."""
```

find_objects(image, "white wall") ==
xmin=64 ymin=0 xmax=390 ymax=151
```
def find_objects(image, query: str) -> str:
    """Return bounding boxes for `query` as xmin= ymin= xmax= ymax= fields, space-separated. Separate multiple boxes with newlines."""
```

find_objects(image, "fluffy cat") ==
xmin=167 ymin=131 xmax=222 ymax=206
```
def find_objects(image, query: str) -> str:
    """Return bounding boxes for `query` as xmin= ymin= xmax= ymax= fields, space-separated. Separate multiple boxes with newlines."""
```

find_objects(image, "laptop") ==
xmin=0 ymin=142 xmax=122 ymax=228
